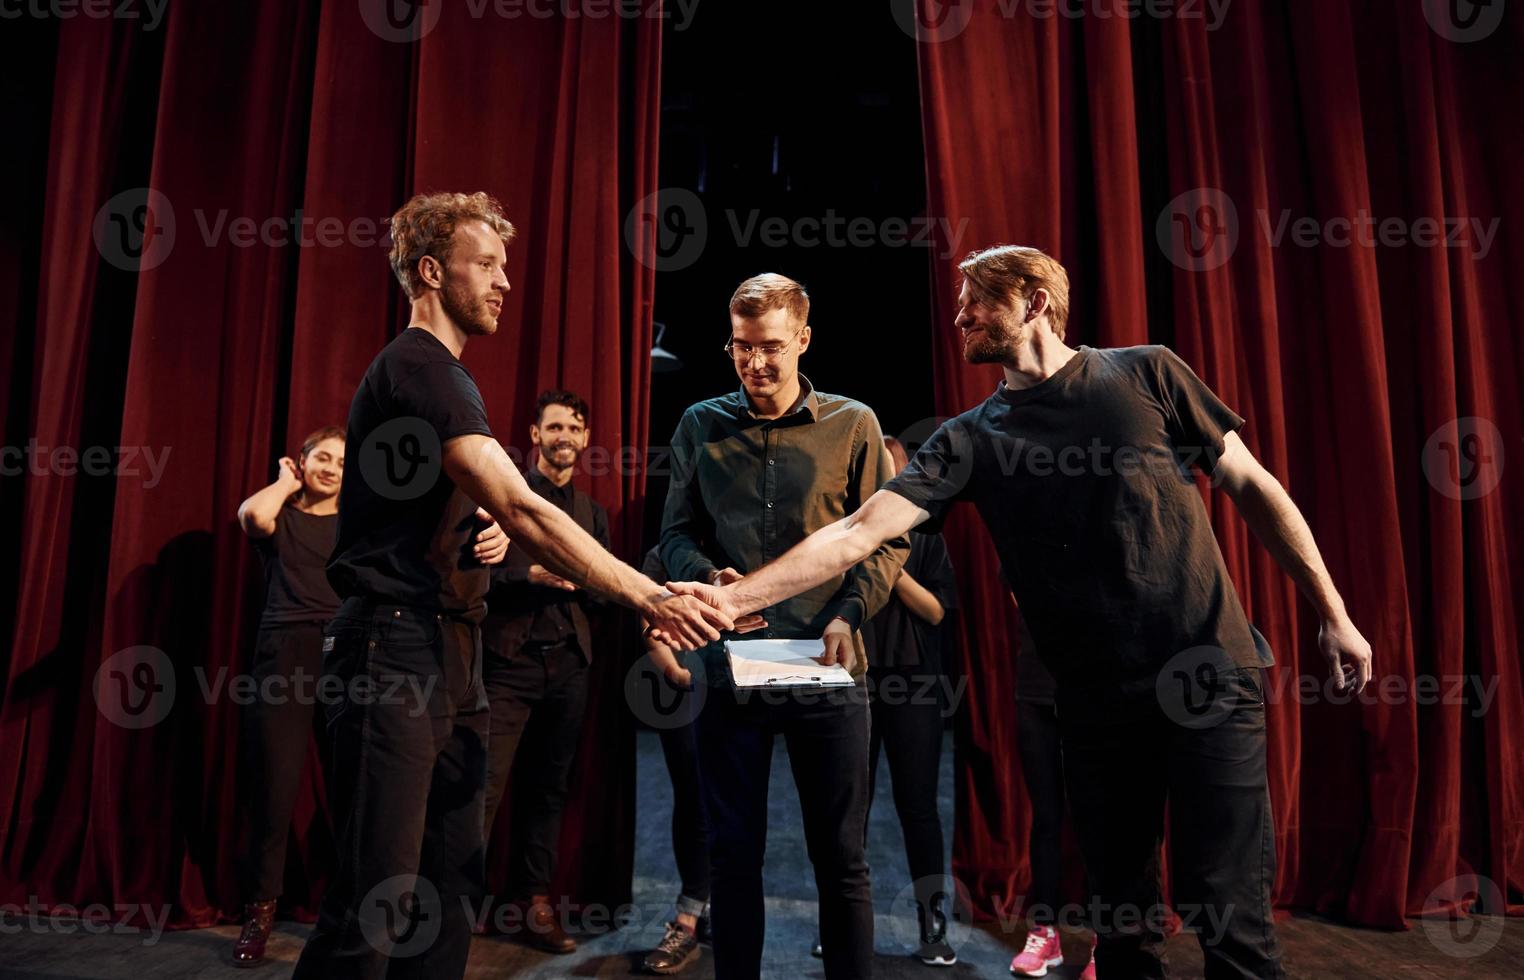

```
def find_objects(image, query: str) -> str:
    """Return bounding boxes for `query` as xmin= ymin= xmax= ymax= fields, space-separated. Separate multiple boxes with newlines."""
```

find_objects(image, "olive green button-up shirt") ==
xmin=659 ymin=377 xmax=911 ymax=679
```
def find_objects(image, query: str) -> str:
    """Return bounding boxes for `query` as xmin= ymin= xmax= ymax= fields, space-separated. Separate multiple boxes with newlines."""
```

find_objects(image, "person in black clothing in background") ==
xmin=1008 ymin=603 xmax=1097 ymax=979
xmin=482 ymin=389 xmax=610 ymax=954
xmin=860 ymin=435 xmax=960 ymax=968
xmin=232 ymin=425 xmax=345 ymax=967
xmin=292 ymin=192 xmax=747 ymax=980
xmin=637 ymin=546 xmax=712 ymax=976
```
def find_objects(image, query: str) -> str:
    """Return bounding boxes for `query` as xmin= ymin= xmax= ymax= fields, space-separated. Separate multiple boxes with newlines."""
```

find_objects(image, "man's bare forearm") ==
xmin=1230 ymin=475 xmax=1348 ymax=622
xmin=729 ymin=516 xmax=880 ymax=616
xmin=730 ymin=489 xmax=928 ymax=615
xmin=444 ymin=436 xmax=663 ymax=615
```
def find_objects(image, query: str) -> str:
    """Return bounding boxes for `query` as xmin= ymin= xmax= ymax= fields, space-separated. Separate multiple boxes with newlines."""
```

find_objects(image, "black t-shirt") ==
xmin=884 ymin=345 xmax=1271 ymax=706
xmin=327 ymin=328 xmax=495 ymax=622
xmin=486 ymin=468 xmax=610 ymax=647
xmin=860 ymin=530 xmax=958 ymax=672
xmin=252 ymin=503 xmax=341 ymax=628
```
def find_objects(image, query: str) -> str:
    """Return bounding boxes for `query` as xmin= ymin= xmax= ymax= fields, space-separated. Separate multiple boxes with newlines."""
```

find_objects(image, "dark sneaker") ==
xmin=811 ymin=937 xmax=823 ymax=958
xmin=917 ymin=903 xmax=957 ymax=966
xmin=643 ymin=921 xmax=700 ymax=975
xmin=695 ymin=912 xmax=711 ymax=944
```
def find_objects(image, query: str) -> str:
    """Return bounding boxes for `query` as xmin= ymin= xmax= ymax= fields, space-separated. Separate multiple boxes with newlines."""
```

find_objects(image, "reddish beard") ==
xmin=963 ymin=313 xmax=1022 ymax=364
xmin=441 ymin=275 xmax=496 ymax=336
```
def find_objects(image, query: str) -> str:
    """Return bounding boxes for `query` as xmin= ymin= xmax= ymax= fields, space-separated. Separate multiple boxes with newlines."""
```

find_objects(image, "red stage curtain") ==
xmin=913 ymin=0 xmax=1524 ymax=929
xmin=1 ymin=3 xmax=659 ymax=928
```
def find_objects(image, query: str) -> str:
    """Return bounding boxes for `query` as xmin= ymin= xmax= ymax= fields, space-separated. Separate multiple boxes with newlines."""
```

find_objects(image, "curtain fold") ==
xmin=914 ymin=0 xmax=1523 ymax=928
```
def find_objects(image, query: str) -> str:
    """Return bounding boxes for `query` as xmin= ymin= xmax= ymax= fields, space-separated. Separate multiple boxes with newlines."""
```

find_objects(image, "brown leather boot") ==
xmin=232 ymin=899 xmax=277 ymax=967
xmin=508 ymin=895 xmax=576 ymax=954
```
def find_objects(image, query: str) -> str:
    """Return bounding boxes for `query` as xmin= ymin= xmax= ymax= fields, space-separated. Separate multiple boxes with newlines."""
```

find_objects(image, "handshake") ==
xmin=642 ymin=567 xmax=857 ymax=688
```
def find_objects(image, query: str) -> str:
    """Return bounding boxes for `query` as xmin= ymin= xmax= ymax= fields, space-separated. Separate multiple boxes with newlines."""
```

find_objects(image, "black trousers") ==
xmin=866 ymin=664 xmax=947 ymax=914
xmin=657 ymin=712 xmax=711 ymax=914
xmin=293 ymin=600 xmax=489 ymax=980
xmin=239 ymin=622 xmax=327 ymax=904
xmin=1059 ymin=668 xmax=1285 ymax=980
xmin=481 ymin=637 xmax=589 ymax=899
xmin=698 ymin=684 xmax=873 ymax=980
xmin=1016 ymin=698 xmax=1066 ymax=926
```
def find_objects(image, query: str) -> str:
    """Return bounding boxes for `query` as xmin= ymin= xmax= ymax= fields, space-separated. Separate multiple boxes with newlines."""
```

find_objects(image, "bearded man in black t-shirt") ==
xmin=674 ymin=246 xmax=1373 ymax=980
xmin=292 ymin=192 xmax=749 ymax=980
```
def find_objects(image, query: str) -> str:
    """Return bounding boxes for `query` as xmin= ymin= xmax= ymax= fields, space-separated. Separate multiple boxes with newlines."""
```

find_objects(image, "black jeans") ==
xmin=1059 ymin=668 xmax=1285 ymax=980
xmin=658 ymin=712 xmax=711 ymax=915
xmin=866 ymin=665 xmax=947 ymax=914
xmin=239 ymin=622 xmax=327 ymax=904
xmin=293 ymin=600 xmax=489 ymax=980
xmin=481 ymin=636 xmax=589 ymax=899
xmin=698 ymin=684 xmax=873 ymax=980
xmin=1016 ymin=698 xmax=1066 ymax=926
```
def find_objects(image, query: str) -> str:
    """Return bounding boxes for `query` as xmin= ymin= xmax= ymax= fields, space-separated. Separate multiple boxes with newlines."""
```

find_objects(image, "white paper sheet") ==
xmin=725 ymin=639 xmax=856 ymax=689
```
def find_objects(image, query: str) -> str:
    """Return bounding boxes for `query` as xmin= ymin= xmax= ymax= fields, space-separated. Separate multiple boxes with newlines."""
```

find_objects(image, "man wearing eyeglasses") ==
xmin=654 ymin=273 xmax=909 ymax=980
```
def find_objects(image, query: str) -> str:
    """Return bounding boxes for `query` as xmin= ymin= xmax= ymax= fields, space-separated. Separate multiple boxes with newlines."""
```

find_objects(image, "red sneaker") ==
xmin=1010 ymin=925 xmax=1063 ymax=977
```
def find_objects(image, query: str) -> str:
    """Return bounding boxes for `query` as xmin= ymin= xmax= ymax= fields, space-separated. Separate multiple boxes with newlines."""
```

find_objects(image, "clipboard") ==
xmin=725 ymin=638 xmax=857 ymax=690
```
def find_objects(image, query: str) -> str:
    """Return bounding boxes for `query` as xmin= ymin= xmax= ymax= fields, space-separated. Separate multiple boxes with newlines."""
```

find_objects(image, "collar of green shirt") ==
xmin=735 ymin=373 xmax=820 ymax=422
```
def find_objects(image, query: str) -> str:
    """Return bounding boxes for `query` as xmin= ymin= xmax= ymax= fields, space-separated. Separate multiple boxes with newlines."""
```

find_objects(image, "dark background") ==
xmin=642 ymin=2 xmax=937 ymax=544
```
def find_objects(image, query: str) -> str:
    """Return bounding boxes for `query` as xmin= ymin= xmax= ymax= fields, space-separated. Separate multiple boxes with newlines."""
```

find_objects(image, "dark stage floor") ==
xmin=3 ymin=730 xmax=1516 ymax=979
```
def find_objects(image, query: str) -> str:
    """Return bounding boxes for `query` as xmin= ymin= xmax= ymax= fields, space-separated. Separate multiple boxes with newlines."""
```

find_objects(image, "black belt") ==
xmin=336 ymin=596 xmax=482 ymax=626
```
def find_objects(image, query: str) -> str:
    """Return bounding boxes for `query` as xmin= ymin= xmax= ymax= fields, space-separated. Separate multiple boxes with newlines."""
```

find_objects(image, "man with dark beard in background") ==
xmin=480 ymin=389 xmax=610 ymax=954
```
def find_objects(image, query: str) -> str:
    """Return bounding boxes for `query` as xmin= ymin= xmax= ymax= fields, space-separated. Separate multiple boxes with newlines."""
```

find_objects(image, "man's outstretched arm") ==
xmin=672 ymin=488 xmax=930 ymax=626
xmin=443 ymin=433 xmax=743 ymax=650
xmin=1213 ymin=430 xmax=1373 ymax=692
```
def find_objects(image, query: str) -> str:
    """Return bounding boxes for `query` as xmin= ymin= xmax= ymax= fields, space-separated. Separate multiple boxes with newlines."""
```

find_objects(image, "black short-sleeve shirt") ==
xmin=252 ymin=504 xmax=340 ymax=628
xmin=884 ymin=345 xmax=1270 ymax=704
xmin=860 ymin=530 xmax=958 ymax=672
xmin=327 ymin=328 xmax=495 ymax=621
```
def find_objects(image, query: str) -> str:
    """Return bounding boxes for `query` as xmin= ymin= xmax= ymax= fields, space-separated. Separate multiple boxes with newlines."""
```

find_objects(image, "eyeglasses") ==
xmin=723 ymin=329 xmax=803 ymax=364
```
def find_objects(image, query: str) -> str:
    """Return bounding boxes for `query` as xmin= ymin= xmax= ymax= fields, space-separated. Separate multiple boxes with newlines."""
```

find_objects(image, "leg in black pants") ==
xmin=240 ymin=622 xmax=325 ymax=904
xmin=657 ymin=716 xmax=711 ymax=915
xmin=481 ymin=640 xmax=589 ymax=899
xmin=1060 ymin=668 xmax=1284 ymax=980
xmin=1015 ymin=698 xmax=1066 ymax=926
xmin=699 ymin=686 xmax=874 ymax=980
xmin=293 ymin=604 xmax=489 ymax=980
xmin=866 ymin=665 xmax=947 ymax=914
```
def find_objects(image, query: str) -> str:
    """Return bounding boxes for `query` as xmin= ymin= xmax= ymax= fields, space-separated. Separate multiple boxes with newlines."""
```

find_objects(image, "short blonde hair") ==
xmin=729 ymin=273 xmax=810 ymax=325
xmin=388 ymin=191 xmax=516 ymax=300
xmin=959 ymin=245 xmax=1071 ymax=339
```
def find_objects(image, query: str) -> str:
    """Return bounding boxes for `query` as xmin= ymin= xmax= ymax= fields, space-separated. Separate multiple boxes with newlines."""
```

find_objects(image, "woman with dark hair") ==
xmin=230 ymin=426 xmax=344 ymax=966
